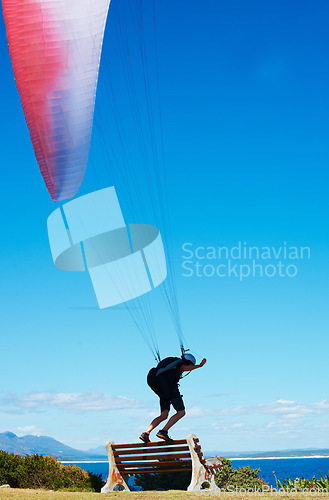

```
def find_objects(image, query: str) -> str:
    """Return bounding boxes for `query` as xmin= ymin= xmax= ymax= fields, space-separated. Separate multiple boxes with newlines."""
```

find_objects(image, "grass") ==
xmin=0 ymin=490 xmax=327 ymax=500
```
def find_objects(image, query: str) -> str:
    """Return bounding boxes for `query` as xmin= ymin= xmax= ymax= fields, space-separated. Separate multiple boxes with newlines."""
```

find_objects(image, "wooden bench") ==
xmin=101 ymin=433 xmax=222 ymax=493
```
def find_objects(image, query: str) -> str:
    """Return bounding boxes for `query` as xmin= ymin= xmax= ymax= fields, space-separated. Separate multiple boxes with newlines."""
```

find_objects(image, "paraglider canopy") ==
xmin=2 ymin=0 xmax=110 ymax=201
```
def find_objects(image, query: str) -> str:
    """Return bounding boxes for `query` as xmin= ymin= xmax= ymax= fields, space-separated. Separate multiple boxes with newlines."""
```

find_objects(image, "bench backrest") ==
xmin=112 ymin=438 xmax=204 ymax=475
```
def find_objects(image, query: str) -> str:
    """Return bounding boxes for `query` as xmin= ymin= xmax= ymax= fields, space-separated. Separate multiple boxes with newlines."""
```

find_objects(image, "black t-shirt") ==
xmin=156 ymin=357 xmax=183 ymax=386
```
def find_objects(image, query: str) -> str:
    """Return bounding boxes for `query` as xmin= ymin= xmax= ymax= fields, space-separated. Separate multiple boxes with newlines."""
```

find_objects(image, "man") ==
xmin=140 ymin=353 xmax=207 ymax=442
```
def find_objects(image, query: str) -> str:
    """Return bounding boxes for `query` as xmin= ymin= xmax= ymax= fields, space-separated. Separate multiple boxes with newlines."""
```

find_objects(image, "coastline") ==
xmin=60 ymin=455 xmax=329 ymax=464
xmin=60 ymin=460 xmax=108 ymax=464
xmin=229 ymin=455 xmax=329 ymax=460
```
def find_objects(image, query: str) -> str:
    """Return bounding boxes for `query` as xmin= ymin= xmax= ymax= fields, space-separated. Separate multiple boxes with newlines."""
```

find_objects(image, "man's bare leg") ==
xmin=146 ymin=410 xmax=169 ymax=434
xmin=162 ymin=410 xmax=185 ymax=431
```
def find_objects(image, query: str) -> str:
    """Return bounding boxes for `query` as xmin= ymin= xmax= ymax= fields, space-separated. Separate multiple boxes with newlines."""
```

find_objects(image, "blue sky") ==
xmin=0 ymin=0 xmax=328 ymax=453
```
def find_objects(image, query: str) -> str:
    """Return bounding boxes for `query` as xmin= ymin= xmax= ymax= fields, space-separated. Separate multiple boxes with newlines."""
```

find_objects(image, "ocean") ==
xmin=62 ymin=457 xmax=329 ymax=488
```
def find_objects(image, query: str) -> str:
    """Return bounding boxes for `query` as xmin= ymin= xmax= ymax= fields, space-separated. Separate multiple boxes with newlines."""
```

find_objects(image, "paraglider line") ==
xmin=144 ymin=259 xmax=154 ymax=290
xmin=80 ymin=242 xmax=88 ymax=272
xmin=60 ymin=206 xmax=74 ymax=247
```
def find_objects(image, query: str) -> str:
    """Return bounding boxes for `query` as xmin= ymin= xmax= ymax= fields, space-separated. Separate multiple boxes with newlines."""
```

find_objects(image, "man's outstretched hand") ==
xmin=181 ymin=357 xmax=207 ymax=372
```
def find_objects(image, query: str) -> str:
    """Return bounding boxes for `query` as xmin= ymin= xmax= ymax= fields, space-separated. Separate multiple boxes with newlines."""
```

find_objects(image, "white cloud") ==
xmin=186 ymin=406 xmax=207 ymax=418
xmin=211 ymin=421 xmax=246 ymax=432
xmin=215 ymin=399 xmax=329 ymax=419
xmin=215 ymin=406 xmax=247 ymax=416
xmin=173 ymin=426 xmax=194 ymax=433
xmin=1 ymin=392 xmax=140 ymax=413
xmin=210 ymin=417 xmax=309 ymax=441
xmin=277 ymin=399 xmax=296 ymax=404
xmin=313 ymin=400 xmax=329 ymax=412
xmin=147 ymin=411 xmax=158 ymax=419
xmin=265 ymin=419 xmax=301 ymax=431
xmin=16 ymin=425 xmax=43 ymax=436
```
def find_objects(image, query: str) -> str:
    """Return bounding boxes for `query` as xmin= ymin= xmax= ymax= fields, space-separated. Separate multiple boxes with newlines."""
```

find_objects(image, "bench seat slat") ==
xmin=115 ymin=451 xmax=204 ymax=462
xmin=118 ymin=466 xmax=193 ymax=474
xmin=117 ymin=459 xmax=192 ymax=469
xmin=116 ymin=452 xmax=192 ymax=462
xmin=112 ymin=439 xmax=187 ymax=450
xmin=114 ymin=445 xmax=190 ymax=456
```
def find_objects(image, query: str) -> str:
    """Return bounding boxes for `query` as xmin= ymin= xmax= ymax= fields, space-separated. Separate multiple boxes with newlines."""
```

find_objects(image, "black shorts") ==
xmin=147 ymin=368 xmax=185 ymax=413
xmin=159 ymin=387 xmax=185 ymax=412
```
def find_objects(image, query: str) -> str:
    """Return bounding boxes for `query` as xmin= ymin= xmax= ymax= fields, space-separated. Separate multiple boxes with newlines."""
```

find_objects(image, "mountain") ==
xmin=86 ymin=445 xmax=108 ymax=456
xmin=205 ymin=448 xmax=329 ymax=458
xmin=2 ymin=432 xmax=329 ymax=461
xmin=0 ymin=432 xmax=107 ymax=460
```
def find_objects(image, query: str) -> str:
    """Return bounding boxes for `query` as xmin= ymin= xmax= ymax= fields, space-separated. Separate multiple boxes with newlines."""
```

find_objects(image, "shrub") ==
xmin=273 ymin=470 xmax=329 ymax=492
xmin=317 ymin=471 xmax=329 ymax=491
xmin=0 ymin=451 xmax=103 ymax=492
xmin=215 ymin=457 xmax=267 ymax=491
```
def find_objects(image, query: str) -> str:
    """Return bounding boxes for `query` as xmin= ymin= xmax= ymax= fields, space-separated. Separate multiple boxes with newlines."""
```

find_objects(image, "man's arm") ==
xmin=180 ymin=358 xmax=207 ymax=372
xmin=156 ymin=359 xmax=182 ymax=376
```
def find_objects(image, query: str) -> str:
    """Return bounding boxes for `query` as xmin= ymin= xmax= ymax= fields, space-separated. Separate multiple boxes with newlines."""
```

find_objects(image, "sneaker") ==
xmin=156 ymin=430 xmax=172 ymax=441
xmin=139 ymin=432 xmax=150 ymax=443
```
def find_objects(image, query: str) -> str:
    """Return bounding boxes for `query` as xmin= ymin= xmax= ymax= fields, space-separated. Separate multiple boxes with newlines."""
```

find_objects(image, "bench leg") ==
xmin=186 ymin=434 xmax=221 ymax=493
xmin=188 ymin=465 xmax=220 ymax=492
xmin=101 ymin=440 xmax=130 ymax=493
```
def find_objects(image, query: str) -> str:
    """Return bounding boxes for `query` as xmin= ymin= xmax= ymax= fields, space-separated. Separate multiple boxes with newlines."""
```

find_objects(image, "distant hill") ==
xmin=86 ymin=445 xmax=108 ymax=456
xmin=0 ymin=432 xmax=107 ymax=460
xmin=2 ymin=432 xmax=328 ymax=461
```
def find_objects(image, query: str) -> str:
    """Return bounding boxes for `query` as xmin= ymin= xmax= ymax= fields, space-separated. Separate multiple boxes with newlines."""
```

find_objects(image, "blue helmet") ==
xmin=183 ymin=353 xmax=196 ymax=365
